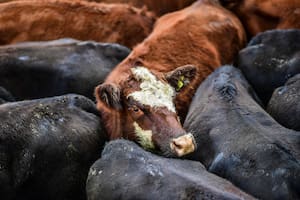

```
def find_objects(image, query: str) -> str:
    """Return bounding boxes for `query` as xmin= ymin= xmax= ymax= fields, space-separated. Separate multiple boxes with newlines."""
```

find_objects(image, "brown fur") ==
xmin=0 ymin=0 xmax=156 ymax=48
xmin=1 ymin=0 xmax=197 ymax=16
xmin=87 ymin=0 xmax=197 ymax=16
xmin=95 ymin=0 xmax=246 ymax=140
xmin=221 ymin=0 xmax=300 ymax=38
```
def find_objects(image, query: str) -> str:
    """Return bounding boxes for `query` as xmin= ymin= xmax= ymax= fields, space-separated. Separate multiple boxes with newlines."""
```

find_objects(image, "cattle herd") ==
xmin=0 ymin=0 xmax=299 ymax=200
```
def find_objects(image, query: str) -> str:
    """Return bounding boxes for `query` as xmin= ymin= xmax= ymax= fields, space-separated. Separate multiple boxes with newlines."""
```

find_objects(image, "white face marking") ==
xmin=133 ymin=122 xmax=155 ymax=150
xmin=128 ymin=67 xmax=176 ymax=113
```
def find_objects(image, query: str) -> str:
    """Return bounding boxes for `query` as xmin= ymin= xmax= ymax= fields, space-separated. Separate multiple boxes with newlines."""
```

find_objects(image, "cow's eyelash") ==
xmin=133 ymin=106 xmax=140 ymax=112
xmin=129 ymin=105 xmax=143 ymax=113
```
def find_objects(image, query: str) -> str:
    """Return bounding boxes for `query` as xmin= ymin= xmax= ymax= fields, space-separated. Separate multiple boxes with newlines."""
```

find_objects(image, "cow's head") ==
xmin=95 ymin=65 xmax=197 ymax=157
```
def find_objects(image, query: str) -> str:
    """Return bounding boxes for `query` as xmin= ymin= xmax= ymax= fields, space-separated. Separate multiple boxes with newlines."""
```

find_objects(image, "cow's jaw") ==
xmin=128 ymin=66 xmax=176 ymax=112
xmin=133 ymin=122 xmax=155 ymax=150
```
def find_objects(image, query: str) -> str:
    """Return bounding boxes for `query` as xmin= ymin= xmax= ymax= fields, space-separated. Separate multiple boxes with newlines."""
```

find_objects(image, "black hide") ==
xmin=0 ymin=86 xmax=14 ymax=104
xmin=0 ymin=38 xmax=130 ymax=100
xmin=86 ymin=139 xmax=256 ymax=200
xmin=236 ymin=29 xmax=300 ymax=104
xmin=267 ymin=74 xmax=300 ymax=131
xmin=0 ymin=94 xmax=106 ymax=200
xmin=184 ymin=65 xmax=300 ymax=200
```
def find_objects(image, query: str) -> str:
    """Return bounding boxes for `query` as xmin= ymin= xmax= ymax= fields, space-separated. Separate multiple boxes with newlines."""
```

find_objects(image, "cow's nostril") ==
xmin=170 ymin=133 xmax=196 ymax=157
xmin=171 ymin=139 xmax=184 ymax=149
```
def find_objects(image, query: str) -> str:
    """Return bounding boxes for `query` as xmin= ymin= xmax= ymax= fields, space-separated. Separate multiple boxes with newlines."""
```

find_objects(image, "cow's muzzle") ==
xmin=170 ymin=133 xmax=196 ymax=157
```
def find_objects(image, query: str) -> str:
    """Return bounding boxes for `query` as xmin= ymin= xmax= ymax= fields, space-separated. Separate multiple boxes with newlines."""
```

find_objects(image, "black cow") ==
xmin=86 ymin=139 xmax=256 ymax=200
xmin=267 ymin=74 xmax=300 ymax=131
xmin=0 ymin=94 xmax=106 ymax=200
xmin=0 ymin=38 xmax=130 ymax=100
xmin=236 ymin=29 xmax=300 ymax=104
xmin=0 ymin=86 xmax=14 ymax=104
xmin=184 ymin=66 xmax=300 ymax=200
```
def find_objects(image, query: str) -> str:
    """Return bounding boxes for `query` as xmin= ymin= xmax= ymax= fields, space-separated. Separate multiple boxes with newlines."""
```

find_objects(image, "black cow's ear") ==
xmin=95 ymin=83 xmax=122 ymax=110
xmin=165 ymin=65 xmax=197 ymax=92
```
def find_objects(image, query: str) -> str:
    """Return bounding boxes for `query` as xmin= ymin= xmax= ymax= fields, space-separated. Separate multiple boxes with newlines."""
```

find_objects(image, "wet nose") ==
xmin=170 ymin=133 xmax=196 ymax=157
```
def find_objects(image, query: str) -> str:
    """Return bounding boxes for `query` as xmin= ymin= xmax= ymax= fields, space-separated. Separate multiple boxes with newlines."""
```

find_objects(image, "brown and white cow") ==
xmin=0 ymin=0 xmax=156 ymax=49
xmin=220 ymin=0 xmax=300 ymax=38
xmin=95 ymin=0 xmax=246 ymax=157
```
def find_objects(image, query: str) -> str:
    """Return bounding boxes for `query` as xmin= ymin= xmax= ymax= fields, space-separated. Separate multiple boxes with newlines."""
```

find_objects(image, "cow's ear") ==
xmin=95 ymin=83 xmax=122 ymax=110
xmin=165 ymin=65 xmax=197 ymax=92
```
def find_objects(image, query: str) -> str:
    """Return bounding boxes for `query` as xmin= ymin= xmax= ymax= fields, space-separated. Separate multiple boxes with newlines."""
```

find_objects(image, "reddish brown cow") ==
xmin=0 ymin=0 xmax=197 ymax=16
xmin=89 ymin=0 xmax=197 ymax=16
xmin=220 ymin=0 xmax=300 ymax=38
xmin=95 ymin=0 xmax=246 ymax=157
xmin=0 ymin=0 xmax=156 ymax=48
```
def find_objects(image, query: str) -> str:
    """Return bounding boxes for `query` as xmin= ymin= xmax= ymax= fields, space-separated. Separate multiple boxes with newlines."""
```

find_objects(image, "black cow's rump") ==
xmin=86 ymin=139 xmax=255 ymax=200
xmin=184 ymin=65 xmax=300 ymax=200
xmin=0 ymin=38 xmax=130 ymax=100
xmin=267 ymin=74 xmax=300 ymax=131
xmin=0 ymin=94 xmax=106 ymax=200
xmin=236 ymin=29 xmax=300 ymax=104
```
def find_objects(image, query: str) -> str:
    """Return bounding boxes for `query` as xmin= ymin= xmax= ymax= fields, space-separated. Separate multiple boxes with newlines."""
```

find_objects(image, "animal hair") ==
xmin=128 ymin=67 xmax=176 ymax=112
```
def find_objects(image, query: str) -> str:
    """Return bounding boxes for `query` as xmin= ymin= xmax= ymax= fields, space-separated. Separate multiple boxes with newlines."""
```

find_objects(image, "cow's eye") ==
xmin=129 ymin=105 xmax=142 ymax=113
xmin=129 ymin=105 xmax=144 ymax=120
xmin=133 ymin=107 xmax=140 ymax=112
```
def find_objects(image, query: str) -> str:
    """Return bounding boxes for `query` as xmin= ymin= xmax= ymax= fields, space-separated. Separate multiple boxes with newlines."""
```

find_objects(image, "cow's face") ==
xmin=95 ymin=65 xmax=197 ymax=157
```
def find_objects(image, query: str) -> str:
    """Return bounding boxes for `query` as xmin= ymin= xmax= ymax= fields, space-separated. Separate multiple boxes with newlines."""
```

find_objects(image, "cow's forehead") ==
xmin=128 ymin=67 xmax=176 ymax=113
